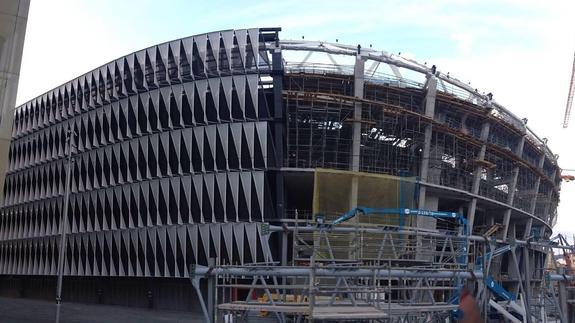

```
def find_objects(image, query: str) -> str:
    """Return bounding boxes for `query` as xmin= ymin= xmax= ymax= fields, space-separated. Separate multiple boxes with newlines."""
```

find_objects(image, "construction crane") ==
xmin=563 ymin=51 xmax=575 ymax=128
xmin=330 ymin=206 xmax=469 ymax=234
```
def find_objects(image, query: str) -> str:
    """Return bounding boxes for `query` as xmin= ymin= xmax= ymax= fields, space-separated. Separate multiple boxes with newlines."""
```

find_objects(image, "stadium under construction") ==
xmin=1 ymin=27 xmax=574 ymax=322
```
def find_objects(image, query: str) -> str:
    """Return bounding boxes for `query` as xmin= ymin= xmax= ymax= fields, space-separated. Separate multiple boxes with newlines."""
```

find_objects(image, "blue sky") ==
xmin=16 ymin=0 xmax=575 ymax=237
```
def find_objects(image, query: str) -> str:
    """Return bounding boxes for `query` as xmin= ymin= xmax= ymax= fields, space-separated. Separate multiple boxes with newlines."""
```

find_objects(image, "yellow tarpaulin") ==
xmin=310 ymin=169 xmax=418 ymax=260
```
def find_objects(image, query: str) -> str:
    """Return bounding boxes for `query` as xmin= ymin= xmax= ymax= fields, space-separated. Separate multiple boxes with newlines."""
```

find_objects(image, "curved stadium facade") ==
xmin=0 ymin=28 xmax=561 ymax=312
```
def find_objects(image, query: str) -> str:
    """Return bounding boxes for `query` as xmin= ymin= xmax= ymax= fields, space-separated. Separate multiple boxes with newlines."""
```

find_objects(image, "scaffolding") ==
xmin=189 ymin=170 xmax=573 ymax=323
xmin=278 ymin=36 xmax=561 ymax=241
xmin=190 ymin=220 xmax=575 ymax=322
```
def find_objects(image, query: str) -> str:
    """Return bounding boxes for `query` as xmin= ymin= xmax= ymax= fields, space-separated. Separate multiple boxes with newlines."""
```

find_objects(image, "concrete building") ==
xmin=0 ymin=27 xmax=564 ymax=320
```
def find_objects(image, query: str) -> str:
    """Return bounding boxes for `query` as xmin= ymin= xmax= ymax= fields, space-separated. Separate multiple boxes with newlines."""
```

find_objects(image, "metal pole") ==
xmin=522 ymin=246 xmax=532 ymax=323
xmin=207 ymin=258 xmax=215 ymax=323
xmin=55 ymin=127 xmax=74 ymax=323
xmin=268 ymin=224 xmax=575 ymax=250
xmin=558 ymin=268 xmax=569 ymax=323
xmin=281 ymin=229 xmax=288 ymax=302
xmin=309 ymin=255 xmax=315 ymax=321
xmin=191 ymin=264 xmax=575 ymax=282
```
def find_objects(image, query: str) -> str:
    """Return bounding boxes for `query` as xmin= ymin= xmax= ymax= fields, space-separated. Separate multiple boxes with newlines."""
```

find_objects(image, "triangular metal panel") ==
xmin=119 ymin=98 xmax=132 ymax=138
xmin=133 ymin=229 xmax=144 ymax=276
xmin=135 ymin=50 xmax=146 ymax=71
xmin=229 ymin=123 xmax=242 ymax=169
xmin=204 ymin=125 xmax=216 ymax=169
xmin=232 ymin=75 xmax=246 ymax=118
xmin=128 ymin=95 xmax=141 ymax=135
xmin=235 ymin=30 xmax=247 ymax=68
xmin=145 ymin=48 xmax=157 ymax=83
xmin=194 ymin=35 xmax=208 ymax=69
xmin=69 ymin=235 xmax=77 ymax=275
xmin=114 ymin=230 xmax=124 ymax=276
xmin=138 ymin=228 xmax=149 ymax=276
xmin=149 ymin=227 xmax=160 ymax=277
xmin=181 ymin=128 xmax=193 ymax=174
xmin=166 ymin=177 xmax=180 ymax=224
xmin=252 ymin=172 xmax=266 ymax=222
xmin=159 ymin=132 xmax=170 ymax=176
xmin=170 ymin=131 xmax=182 ymax=175
xmin=246 ymin=74 xmax=259 ymax=117
xmin=209 ymin=223 xmax=221 ymax=259
xmin=198 ymin=224 xmax=210 ymax=260
xmin=182 ymin=82 xmax=196 ymax=123
xmin=180 ymin=175 xmax=192 ymax=223
xmin=148 ymin=89 xmax=160 ymax=122
xmin=208 ymin=78 xmax=220 ymax=121
xmin=149 ymin=180 xmax=160 ymax=226
xmin=217 ymin=124 xmax=230 ymax=170
xmin=207 ymin=32 xmax=221 ymax=71
xmin=221 ymin=30 xmax=234 ymax=70
xmin=245 ymin=222 xmax=258 ymax=263
xmin=192 ymin=175 xmax=204 ymax=222
xmin=138 ymin=137 xmax=150 ymax=180
xmin=182 ymin=37 xmax=194 ymax=72
xmin=204 ymin=174 xmax=215 ymax=223
xmin=105 ymin=189 xmax=116 ymax=230
xmin=195 ymin=80 xmax=208 ymax=116
xmin=122 ymin=178 xmax=133 ymax=228
xmin=148 ymin=134 xmax=159 ymax=177
xmin=159 ymin=177 xmax=170 ymax=224
xmin=243 ymin=122 xmax=255 ymax=166
xmin=139 ymin=180 xmax=152 ymax=226
xmin=157 ymin=226 xmax=167 ymax=275
xmin=159 ymin=87 xmax=172 ymax=128
xmin=247 ymin=29 xmax=260 ymax=68
xmin=187 ymin=225 xmax=198 ymax=265
xmin=177 ymin=225 xmax=188 ymax=276
xmin=216 ymin=172 xmax=228 ymax=222
xmin=130 ymin=183 xmax=142 ymax=227
xmin=255 ymin=122 xmax=268 ymax=168
xmin=240 ymin=172 xmax=252 ymax=221
xmin=221 ymin=223 xmax=233 ymax=265
xmin=192 ymin=126 xmax=204 ymax=172
xmin=97 ymin=190 xmax=108 ymax=230
xmin=105 ymin=231 xmax=114 ymax=276
xmin=221 ymin=76 xmax=233 ymax=111
xmin=158 ymin=43 xmax=169 ymax=64
xmin=233 ymin=223 xmax=245 ymax=264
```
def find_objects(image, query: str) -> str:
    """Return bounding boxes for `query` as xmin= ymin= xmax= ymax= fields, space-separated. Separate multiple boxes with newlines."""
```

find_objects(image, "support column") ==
xmin=281 ymin=229 xmax=288 ymax=302
xmin=524 ymin=150 xmax=546 ymax=239
xmin=522 ymin=246 xmax=532 ymax=318
xmin=351 ymin=56 xmax=364 ymax=173
xmin=502 ymin=135 xmax=525 ymax=240
xmin=349 ymin=55 xmax=365 ymax=208
xmin=417 ymin=73 xmax=437 ymax=213
xmin=271 ymin=43 xmax=285 ymax=221
xmin=542 ymin=170 xmax=557 ymax=225
xmin=347 ymin=55 xmax=365 ymax=260
xmin=467 ymin=120 xmax=491 ymax=233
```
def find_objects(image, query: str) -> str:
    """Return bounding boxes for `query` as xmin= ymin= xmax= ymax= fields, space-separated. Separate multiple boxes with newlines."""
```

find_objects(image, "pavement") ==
xmin=0 ymin=297 xmax=204 ymax=323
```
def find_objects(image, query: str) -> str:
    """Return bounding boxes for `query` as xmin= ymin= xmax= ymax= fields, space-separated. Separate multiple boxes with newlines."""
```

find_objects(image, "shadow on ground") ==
xmin=0 ymin=297 xmax=204 ymax=323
